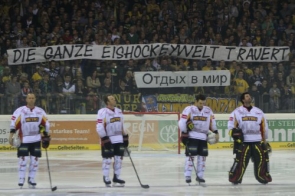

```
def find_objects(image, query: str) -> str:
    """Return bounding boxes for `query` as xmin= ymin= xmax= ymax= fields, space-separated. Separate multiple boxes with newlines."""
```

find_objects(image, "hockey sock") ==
xmin=184 ymin=156 xmax=195 ymax=177
xmin=29 ymin=156 xmax=39 ymax=179
xmin=197 ymin=156 xmax=206 ymax=179
xmin=18 ymin=156 xmax=29 ymax=179
xmin=102 ymin=158 xmax=112 ymax=177
xmin=114 ymin=156 xmax=122 ymax=176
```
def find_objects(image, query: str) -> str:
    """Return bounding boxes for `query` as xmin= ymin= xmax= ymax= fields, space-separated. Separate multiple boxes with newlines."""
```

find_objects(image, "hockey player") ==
xmin=96 ymin=94 xmax=129 ymax=187
xmin=8 ymin=93 xmax=50 ymax=188
xmin=228 ymin=92 xmax=272 ymax=184
xmin=178 ymin=94 xmax=219 ymax=185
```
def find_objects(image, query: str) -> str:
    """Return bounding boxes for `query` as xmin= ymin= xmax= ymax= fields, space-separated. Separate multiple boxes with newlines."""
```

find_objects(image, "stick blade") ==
xmin=141 ymin=184 xmax=150 ymax=189
xmin=51 ymin=186 xmax=57 ymax=192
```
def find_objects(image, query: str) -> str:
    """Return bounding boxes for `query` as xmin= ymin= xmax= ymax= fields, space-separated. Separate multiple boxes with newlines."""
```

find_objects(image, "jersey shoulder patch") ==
xmin=203 ymin=106 xmax=213 ymax=113
xmin=115 ymin=107 xmax=123 ymax=113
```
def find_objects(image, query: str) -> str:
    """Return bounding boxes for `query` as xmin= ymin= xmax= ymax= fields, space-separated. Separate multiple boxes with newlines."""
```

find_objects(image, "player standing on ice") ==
xmin=96 ymin=94 xmax=129 ymax=187
xmin=8 ymin=93 xmax=50 ymax=188
xmin=178 ymin=94 xmax=219 ymax=185
xmin=228 ymin=92 xmax=272 ymax=185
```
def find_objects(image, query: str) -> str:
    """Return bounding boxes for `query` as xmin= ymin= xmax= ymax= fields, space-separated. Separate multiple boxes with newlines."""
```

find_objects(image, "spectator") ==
xmin=62 ymin=75 xmax=75 ymax=94
xmin=115 ymin=79 xmax=130 ymax=94
xmin=5 ymin=75 xmax=21 ymax=112
xmin=281 ymin=85 xmax=292 ymax=111
xmin=86 ymin=70 xmax=101 ymax=93
xmin=2 ymin=66 xmax=11 ymax=83
xmin=234 ymin=71 xmax=249 ymax=95
xmin=1 ymin=0 xmax=295 ymax=114
xmin=75 ymin=79 xmax=88 ymax=114
xmin=269 ymin=82 xmax=281 ymax=112
xmin=20 ymin=81 xmax=33 ymax=105
xmin=31 ymin=66 xmax=44 ymax=83
xmin=258 ymin=80 xmax=270 ymax=113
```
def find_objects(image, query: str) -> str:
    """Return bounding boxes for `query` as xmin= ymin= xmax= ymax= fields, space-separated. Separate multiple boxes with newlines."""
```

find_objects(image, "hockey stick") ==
xmin=186 ymin=144 xmax=198 ymax=177
xmin=186 ymin=143 xmax=206 ymax=187
xmin=45 ymin=149 xmax=57 ymax=192
xmin=125 ymin=148 xmax=149 ymax=189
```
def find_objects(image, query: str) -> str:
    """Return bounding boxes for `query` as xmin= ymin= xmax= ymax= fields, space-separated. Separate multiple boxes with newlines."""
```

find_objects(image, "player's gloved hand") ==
xmin=41 ymin=135 xmax=51 ymax=149
xmin=123 ymin=134 xmax=129 ymax=147
xmin=186 ymin=120 xmax=194 ymax=131
xmin=230 ymin=128 xmax=244 ymax=143
xmin=102 ymin=136 xmax=112 ymax=150
xmin=181 ymin=132 xmax=189 ymax=146
xmin=263 ymin=141 xmax=272 ymax=154
xmin=39 ymin=125 xmax=45 ymax=134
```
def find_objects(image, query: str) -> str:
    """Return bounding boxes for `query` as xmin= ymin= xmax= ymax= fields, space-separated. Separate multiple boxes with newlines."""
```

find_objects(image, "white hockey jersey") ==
xmin=178 ymin=105 xmax=217 ymax=141
xmin=227 ymin=106 xmax=268 ymax=142
xmin=96 ymin=107 xmax=125 ymax=144
xmin=10 ymin=106 xmax=50 ymax=143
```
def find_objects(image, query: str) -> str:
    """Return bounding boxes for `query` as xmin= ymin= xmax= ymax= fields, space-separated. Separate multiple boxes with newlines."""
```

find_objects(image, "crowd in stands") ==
xmin=1 ymin=0 xmax=295 ymax=114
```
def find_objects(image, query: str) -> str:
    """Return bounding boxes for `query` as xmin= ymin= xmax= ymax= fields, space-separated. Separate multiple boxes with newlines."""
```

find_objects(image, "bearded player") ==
xmin=228 ymin=92 xmax=272 ymax=184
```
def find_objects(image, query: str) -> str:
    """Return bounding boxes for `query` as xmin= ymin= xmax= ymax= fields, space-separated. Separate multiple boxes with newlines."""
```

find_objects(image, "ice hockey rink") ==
xmin=0 ymin=149 xmax=294 ymax=196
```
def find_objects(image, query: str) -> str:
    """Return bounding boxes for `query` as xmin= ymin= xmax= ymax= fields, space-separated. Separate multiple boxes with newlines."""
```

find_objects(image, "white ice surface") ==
xmin=0 ymin=149 xmax=294 ymax=196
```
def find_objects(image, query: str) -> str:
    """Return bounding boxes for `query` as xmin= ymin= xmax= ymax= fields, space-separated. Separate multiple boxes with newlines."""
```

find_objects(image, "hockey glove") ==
xmin=181 ymin=132 xmax=189 ymax=146
xmin=186 ymin=120 xmax=194 ymax=131
xmin=263 ymin=142 xmax=272 ymax=155
xmin=123 ymin=134 xmax=129 ymax=147
xmin=39 ymin=125 xmax=45 ymax=134
xmin=230 ymin=128 xmax=244 ymax=143
xmin=41 ymin=135 xmax=51 ymax=149
xmin=207 ymin=130 xmax=219 ymax=144
xmin=101 ymin=136 xmax=112 ymax=150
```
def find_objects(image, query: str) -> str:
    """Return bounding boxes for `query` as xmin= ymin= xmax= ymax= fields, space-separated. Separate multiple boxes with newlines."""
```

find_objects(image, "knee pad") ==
xmin=253 ymin=143 xmax=272 ymax=183
xmin=102 ymin=158 xmax=112 ymax=177
xmin=102 ymin=158 xmax=112 ymax=169
xmin=229 ymin=145 xmax=250 ymax=183
xmin=19 ymin=156 xmax=29 ymax=170
xmin=30 ymin=156 xmax=39 ymax=168
xmin=114 ymin=156 xmax=122 ymax=170
xmin=114 ymin=156 xmax=123 ymax=175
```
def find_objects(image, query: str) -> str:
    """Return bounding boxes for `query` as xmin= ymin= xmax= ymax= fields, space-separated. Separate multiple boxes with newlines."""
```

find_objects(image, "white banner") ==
xmin=7 ymin=44 xmax=290 ymax=65
xmin=134 ymin=70 xmax=231 ymax=88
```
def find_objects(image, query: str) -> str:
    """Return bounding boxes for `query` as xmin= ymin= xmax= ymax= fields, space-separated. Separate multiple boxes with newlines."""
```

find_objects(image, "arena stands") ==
xmin=0 ymin=0 xmax=294 ymax=114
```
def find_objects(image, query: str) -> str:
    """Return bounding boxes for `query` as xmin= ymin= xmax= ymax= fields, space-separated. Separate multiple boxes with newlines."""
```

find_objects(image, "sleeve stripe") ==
xmin=15 ymin=116 xmax=21 ymax=129
xmin=261 ymin=117 xmax=265 ymax=140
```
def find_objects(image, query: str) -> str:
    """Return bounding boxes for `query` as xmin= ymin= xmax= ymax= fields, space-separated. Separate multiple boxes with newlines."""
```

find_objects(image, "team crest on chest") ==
xmin=110 ymin=117 xmax=121 ymax=123
xmin=193 ymin=116 xmax=207 ymax=121
xmin=241 ymin=116 xmax=258 ymax=121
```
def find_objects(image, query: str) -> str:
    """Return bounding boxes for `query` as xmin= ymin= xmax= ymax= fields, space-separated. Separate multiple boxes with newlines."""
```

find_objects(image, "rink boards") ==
xmin=0 ymin=113 xmax=294 ymax=152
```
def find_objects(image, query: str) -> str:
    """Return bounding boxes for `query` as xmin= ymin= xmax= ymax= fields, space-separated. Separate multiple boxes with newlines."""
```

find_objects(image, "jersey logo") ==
xmin=242 ymin=116 xmax=258 ymax=121
xmin=229 ymin=117 xmax=233 ymax=121
xmin=181 ymin=114 xmax=187 ymax=119
xmin=25 ymin=117 xmax=39 ymax=122
xmin=193 ymin=116 xmax=207 ymax=121
xmin=97 ymin=119 xmax=103 ymax=123
xmin=110 ymin=117 xmax=121 ymax=123
xmin=11 ymin=116 xmax=16 ymax=120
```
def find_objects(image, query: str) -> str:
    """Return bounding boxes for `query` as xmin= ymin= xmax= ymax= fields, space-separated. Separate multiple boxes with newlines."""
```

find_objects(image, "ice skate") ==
xmin=112 ymin=174 xmax=125 ymax=187
xmin=185 ymin=176 xmax=192 ymax=185
xmin=232 ymin=179 xmax=242 ymax=185
xmin=28 ymin=177 xmax=36 ymax=188
xmin=196 ymin=176 xmax=206 ymax=187
xmin=18 ymin=178 xmax=25 ymax=188
xmin=103 ymin=176 xmax=111 ymax=187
